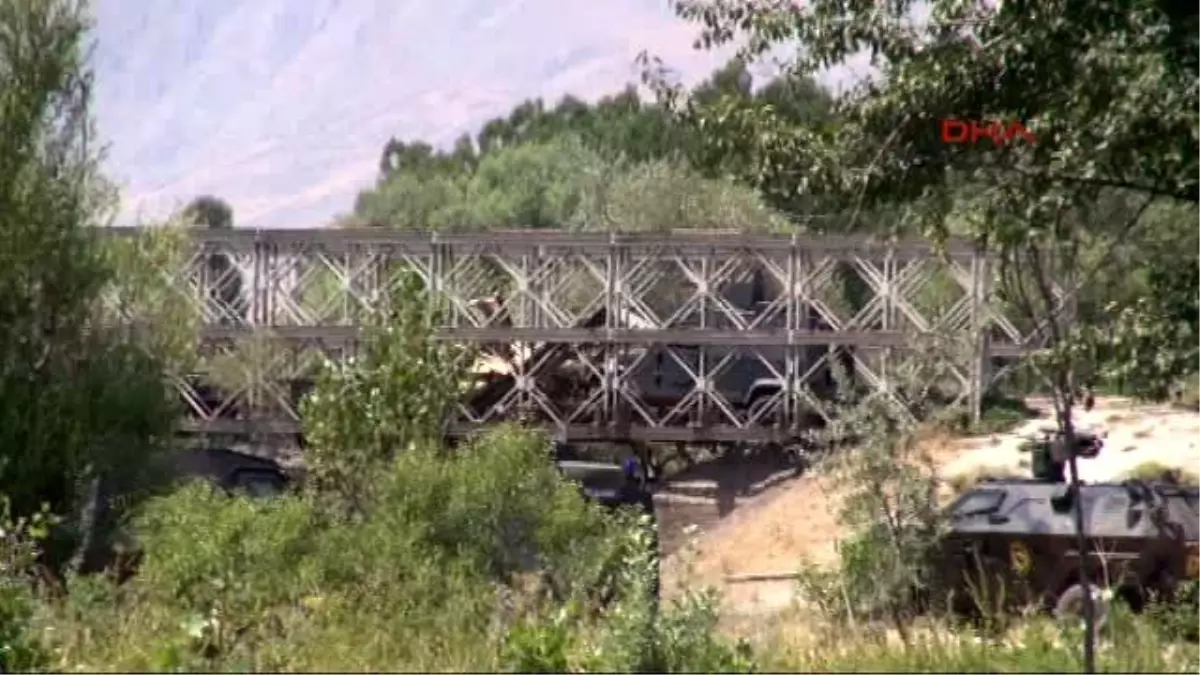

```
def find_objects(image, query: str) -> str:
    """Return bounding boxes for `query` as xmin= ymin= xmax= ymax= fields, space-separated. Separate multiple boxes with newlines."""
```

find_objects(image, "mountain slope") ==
xmin=92 ymin=0 xmax=740 ymax=228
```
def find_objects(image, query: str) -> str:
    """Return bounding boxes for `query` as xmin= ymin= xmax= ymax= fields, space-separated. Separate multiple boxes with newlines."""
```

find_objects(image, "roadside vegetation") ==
xmin=1 ymin=0 xmax=1196 ymax=672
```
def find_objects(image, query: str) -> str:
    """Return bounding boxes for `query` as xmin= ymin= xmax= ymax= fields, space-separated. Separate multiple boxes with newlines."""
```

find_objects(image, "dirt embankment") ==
xmin=656 ymin=397 xmax=1200 ymax=616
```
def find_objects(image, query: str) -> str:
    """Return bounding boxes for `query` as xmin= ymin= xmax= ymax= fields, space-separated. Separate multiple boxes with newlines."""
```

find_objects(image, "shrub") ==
xmin=43 ymin=425 xmax=748 ymax=672
xmin=1143 ymin=580 xmax=1199 ymax=643
xmin=300 ymin=271 xmax=469 ymax=511
xmin=797 ymin=388 xmax=945 ymax=638
xmin=498 ymin=516 xmax=756 ymax=674
xmin=0 ymin=498 xmax=55 ymax=672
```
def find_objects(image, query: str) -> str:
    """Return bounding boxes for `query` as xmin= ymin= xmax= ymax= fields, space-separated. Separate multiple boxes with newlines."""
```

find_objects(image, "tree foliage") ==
xmin=353 ymin=59 xmax=835 ymax=231
xmin=100 ymin=221 xmax=201 ymax=374
xmin=182 ymin=195 xmax=234 ymax=230
xmin=0 ymin=0 xmax=174 ymax=520
xmin=668 ymin=0 xmax=1196 ymax=211
xmin=351 ymin=135 xmax=788 ymax=233
xmin=662 ymin=0 xmax=1198 ymax=383
xmin=300 ymin=272 xmax=469 ymax=511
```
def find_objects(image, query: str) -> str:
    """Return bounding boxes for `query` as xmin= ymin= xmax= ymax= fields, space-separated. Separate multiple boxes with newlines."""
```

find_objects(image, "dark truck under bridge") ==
xmin=103 ymin=228 xmax=1039 ymax=446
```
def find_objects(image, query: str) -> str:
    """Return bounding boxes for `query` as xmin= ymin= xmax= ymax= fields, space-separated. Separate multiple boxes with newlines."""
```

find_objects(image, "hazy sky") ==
xmin=91 ymin=1 xmax=871 ymax=228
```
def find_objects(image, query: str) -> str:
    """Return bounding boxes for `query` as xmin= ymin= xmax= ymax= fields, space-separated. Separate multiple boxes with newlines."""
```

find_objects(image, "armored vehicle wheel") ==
xmin=1053 ymin=583 xmax=1111 ymax=632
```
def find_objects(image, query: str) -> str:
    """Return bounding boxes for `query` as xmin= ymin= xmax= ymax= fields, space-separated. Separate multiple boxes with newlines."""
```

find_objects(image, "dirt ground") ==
xmin=658 ymin=397 xmax=1200 ymax=617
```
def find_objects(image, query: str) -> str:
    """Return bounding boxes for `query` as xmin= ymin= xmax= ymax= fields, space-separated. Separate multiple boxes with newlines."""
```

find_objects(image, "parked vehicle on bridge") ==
xmin=464 ymin=301 xmax=851 ymax=432
xmin=931 ymin=477 xmax=1199 ymax=627
xmin=626 ymin=303 xmax=848 ymax=426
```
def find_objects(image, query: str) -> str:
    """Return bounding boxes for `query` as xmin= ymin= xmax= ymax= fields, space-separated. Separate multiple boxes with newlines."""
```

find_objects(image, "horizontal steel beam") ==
xmin=198 ymin=325 xmax=1034 ymax=353
xmin=176 ymin=418 xmax=819 ymax=444
xmin=178 ymin=418 xmax=303 ymax=436
xmin=104 ymin=226 xmax=980 ymax=259
xmin=449 ymin=423 xmax=817 ymax=444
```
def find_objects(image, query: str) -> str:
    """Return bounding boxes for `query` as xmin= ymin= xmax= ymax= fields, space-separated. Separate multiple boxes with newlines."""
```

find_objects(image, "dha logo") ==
xmin=941 ymin=119 xmax=1037 ymax=146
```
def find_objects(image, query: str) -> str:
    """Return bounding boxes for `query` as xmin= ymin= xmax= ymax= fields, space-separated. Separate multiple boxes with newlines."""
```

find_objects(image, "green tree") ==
xmin=358 ymin=61 xmax=834 ymax=222
xmin=350 ymin=136 xmax=610 ymax=230
xmin=667 ymin=0 xmax=1196 ymax=210
xmin=377 ymin=138 xmax=475 ymax=182
xmin=571 ymin=157 xmax=789 ymax=233
xmin=301 ymin=273 xmax=468 ymax=513
xmin=351 ymin=134 xmax=789 ymax=234
xmin=0 ymin=0 xmax=176 ymax=570
xmin=1083 ymin=201 xmax=1198 ymax=399
xmin=182 ymin=195 xmax=234 ymax=230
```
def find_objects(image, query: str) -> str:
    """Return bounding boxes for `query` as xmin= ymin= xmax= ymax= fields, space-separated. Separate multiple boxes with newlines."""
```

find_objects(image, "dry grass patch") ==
xmin=944 ymin=465 xmax=1027 ymax=496
xmin=1120 ymin=461 xmax=1200 ymax=486
xmin=740 ymin=608 xmax=1198 ymax=673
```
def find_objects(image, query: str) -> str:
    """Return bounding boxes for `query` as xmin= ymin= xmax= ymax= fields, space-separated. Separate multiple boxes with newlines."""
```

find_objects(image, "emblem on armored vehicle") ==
xmin=1186 ymin=544 xmax=1198 ymax=579
xmin=1009 ymin=540 xmax=1032 ymax=575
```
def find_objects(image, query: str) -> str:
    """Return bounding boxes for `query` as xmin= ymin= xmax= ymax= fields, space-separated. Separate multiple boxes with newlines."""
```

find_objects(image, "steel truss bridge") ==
xmin=106 ymin=228 xmax=1042 ymax=446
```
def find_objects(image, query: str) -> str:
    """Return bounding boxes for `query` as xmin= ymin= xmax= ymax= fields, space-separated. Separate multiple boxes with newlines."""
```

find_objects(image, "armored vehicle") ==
xmin=934 ymin=478 xmax=1199 ymax=624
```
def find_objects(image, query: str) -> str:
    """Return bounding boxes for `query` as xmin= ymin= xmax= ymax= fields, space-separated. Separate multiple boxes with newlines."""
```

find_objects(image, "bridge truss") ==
xmin=106 ymin=229 xmax=1039 ymax=445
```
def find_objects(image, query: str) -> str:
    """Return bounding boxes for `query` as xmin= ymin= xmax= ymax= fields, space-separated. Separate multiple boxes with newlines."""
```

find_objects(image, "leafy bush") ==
xmin=797 ymin=387 xmax=945 ymax=637
xmin=42 ymin=424 xmax=753 ymax=672
xmin=1143 ymin=580 xmax=1199 ymax=643
xmin=498 ymin=516 xmax=756 ymax=674
xmin=0 ymin=498 xmax=55 ymax=672
xmin=300 ymin=271 xmax=469 ymax=510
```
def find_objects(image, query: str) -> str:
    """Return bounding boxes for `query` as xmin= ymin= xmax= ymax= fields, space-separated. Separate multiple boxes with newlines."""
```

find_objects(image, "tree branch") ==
xmin=1008 ymin=165 xmax=1197 ymax=204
